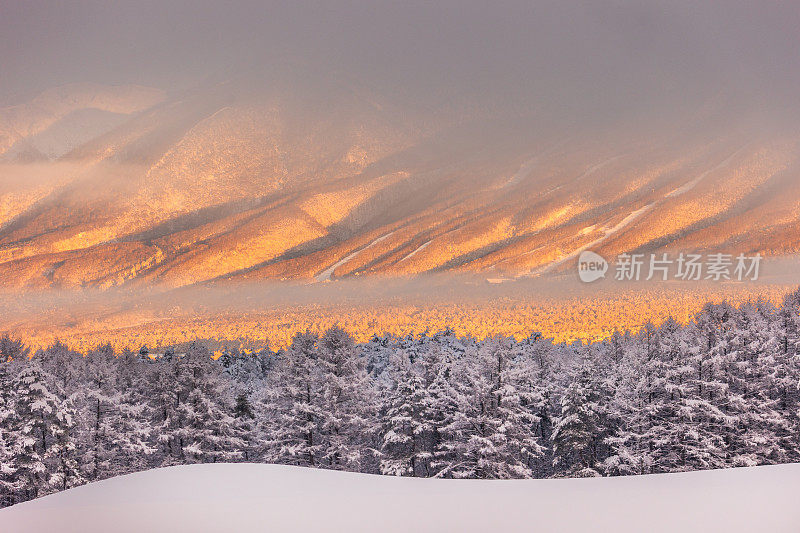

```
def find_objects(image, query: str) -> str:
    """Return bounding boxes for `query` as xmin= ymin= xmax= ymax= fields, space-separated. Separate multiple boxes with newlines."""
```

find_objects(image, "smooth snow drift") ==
xmin=2 ymin=464 xmax=799 ymax=533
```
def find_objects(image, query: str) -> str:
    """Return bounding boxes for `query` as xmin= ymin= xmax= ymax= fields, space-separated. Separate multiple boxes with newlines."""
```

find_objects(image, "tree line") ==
xmin=1 ymin=289 xmax=800 ymax=507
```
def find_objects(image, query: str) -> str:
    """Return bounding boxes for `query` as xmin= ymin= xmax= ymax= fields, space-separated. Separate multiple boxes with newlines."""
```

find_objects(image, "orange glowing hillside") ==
xmin=1 ymin=82 xmax=799 ymax=292
xmin=0 ymin=276 xmax=794 ymax=354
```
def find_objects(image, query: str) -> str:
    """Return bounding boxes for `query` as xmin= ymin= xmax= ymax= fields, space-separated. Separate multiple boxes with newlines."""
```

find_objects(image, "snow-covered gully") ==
xmin=528 ymin=150 xmax=743 ymax=278
xmin=315 ymin=231 xmax=397 ymax=281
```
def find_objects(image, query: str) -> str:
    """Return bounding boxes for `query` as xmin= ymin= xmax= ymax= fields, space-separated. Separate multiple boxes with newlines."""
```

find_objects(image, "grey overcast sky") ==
xmin=0 ymin=1 xmax=798 ymax=109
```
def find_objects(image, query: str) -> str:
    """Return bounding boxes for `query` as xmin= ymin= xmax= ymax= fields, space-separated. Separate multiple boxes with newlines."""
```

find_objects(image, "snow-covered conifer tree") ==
xmin=438 ymin=338 xmax=545 ymax=479
xmin=380 ymin=350 xmax=429 ymax=476
xmin=314 ymin=326 xmax=379 ymax=471
xmin=551 ymin=362 xmax=612 ymax=477
xmin=0 ymin=335 xmax=29 ymax=363
xmin=157 ymin=343 xmax=243 ymax=464
xmin=259 ymin=331 xmax=324 ymax=466
xmin=5 ymin=362 xmax=80 ymax=500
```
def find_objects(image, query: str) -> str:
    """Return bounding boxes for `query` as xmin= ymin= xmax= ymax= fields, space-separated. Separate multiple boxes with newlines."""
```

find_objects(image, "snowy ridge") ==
xmin=665 ymin=148 xmax=743 ymax=199
xmin=1 ymin=463 xmax=799 ymax=533
xmin=315 ymin=231 xmax=396 ymax=281
xmin=527 ymin=148 xmax=743 ymax=278
xmin=504 ymin=154 xmax=540 ymax=188
xmin=2 ymin=82 xmax=799 ymax=288
xmin=398 ymin=240 xmax=431 ymax=263
xmin=528 ymin=203 xmax=655 ymax=277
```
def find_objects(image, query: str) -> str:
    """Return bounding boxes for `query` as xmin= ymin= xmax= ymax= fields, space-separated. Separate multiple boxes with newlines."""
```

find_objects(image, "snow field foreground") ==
xmin=1 ymin=463 xmax=800 ymax=533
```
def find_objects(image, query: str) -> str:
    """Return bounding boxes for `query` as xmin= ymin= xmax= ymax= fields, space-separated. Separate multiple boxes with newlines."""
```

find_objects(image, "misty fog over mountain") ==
xmin=1 ymin=0 xmax=799 ymax=347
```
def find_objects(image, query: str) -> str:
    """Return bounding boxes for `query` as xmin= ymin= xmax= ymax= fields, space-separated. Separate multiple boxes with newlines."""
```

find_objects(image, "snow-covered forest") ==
xmin=2 ymin=289 xmax=800 ymax=508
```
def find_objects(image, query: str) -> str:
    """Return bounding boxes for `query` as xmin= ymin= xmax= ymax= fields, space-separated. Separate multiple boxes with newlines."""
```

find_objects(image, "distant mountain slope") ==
xmin=1 ymin=463 xmax=799 ymax=533
xmin=1 ymin=83 xmax=798 ymax=290
xmin=2 ymin=108 xmax=131 ymax=161
xmin=0 ymin=83 xmax=165 ymax=157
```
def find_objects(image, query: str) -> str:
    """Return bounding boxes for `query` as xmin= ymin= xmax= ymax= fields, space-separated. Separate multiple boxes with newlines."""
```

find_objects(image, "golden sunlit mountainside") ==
xmin=1 ymin=81 xmax=799 ymax=293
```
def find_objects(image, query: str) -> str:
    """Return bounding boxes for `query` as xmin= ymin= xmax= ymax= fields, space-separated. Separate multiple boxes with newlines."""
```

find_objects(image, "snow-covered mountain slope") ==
xmin=1 ymin=463 xmax=799 ymax=533
xmin=2 ymin=82 xmax=800 ymax=290
xmin=2 ymin=108 xmax=131 ymax=161
xmin=0 ymin=83 xmax=165 ymax=157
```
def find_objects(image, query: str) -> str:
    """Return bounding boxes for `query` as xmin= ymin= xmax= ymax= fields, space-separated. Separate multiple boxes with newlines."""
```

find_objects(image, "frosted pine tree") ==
xmin=379 ymin=350 xmax=430 ymax=476
xmin=150 ymin=351 xmax=183 ymax=464
xmin=493 ymin=339 xmax=548 ymax=476
xmin=260 ymin=327 xmax=378 ymax=471
xmin=722 ymin=303 xmax=796 ymax=465
xmin=232 ymin=392 xmax=257 ymax=461
xmin=259 ymin=331 xmax=325 ymax=467
xmin=75 ymin=344 xmax=118 ymax=481
xmin=110 ymin=349 xmax=156 ymax=473
xmin=551 ymin=362 xmax=612 ymax=477
xmin=423 ymin=337 xmax=463 ymax=477
xmin=515 ymin=333 xmax=559 ymax=474
xmin=362 ymin=333 xmax=396 ymax=378
xmin=76 ymin=344 xmax=156 ymax=478
xmin=0 ymin=358 xmax=18 ymax=506
xmin=605 ymin=323 xmax=661 ymax=475
xmin=5 ymin=363 xmax=69 ymax=500
xmin=160 ymin=343 xmax=243 ymax=464
xmin=775 ymin=290 xmax=800 ymax=458
xmin=5 ymin=363 xmax=55 ymax=500
xmin=0 ymin=424 xmax=13 ymax=508
xmin=47 ymin=395 xmax=85 ymax=493
xmin=381 ymin=334 xmax=457 ymax=477
xmin=439 ymin=338 xmax=544 ymax=479
xmin=182 ymin=387 xmax=244 ymax=463
xmin=224 ymin=349 xmax=268 ymax=386
xmin=0 ymin=335 xmax=29 ymax=363
xmin=36 ymin=341 xmax=82 ymax=398
xmin=659 ymin=309 xmax=729 ymax=471
xmin=315 ymin=326 xmax=379 ymax=471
